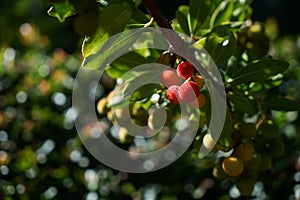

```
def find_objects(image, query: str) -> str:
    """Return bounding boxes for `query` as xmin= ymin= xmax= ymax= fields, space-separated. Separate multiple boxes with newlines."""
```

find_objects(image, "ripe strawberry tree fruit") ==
xmin=166 ymin=85 xmax=180 ymax=104
xmin=176 ymin=62 xmax=194 ymax=79
xmin=160 ymin=69 xmax=184 ymax=88
xmin=178 ymin=81 xmax=200 ymax=102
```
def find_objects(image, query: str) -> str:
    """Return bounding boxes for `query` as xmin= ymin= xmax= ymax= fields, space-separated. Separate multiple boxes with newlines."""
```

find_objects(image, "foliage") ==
xmin=0 ymin=0 xmax=300 ymax=199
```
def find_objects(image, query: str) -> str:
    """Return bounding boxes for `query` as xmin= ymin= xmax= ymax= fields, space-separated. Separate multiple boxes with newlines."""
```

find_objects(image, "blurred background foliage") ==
xmin=0 ymin=0 xmax=300 ymax=200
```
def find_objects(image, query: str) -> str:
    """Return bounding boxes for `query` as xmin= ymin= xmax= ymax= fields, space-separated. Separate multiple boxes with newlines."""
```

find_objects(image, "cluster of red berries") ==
xmin=160 ymin=62 xmax=206 ymax=109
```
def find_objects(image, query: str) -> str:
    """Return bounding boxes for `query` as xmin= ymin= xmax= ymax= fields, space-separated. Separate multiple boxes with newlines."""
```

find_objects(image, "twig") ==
xmin=141 ymin=0 xmax=172 ymax=29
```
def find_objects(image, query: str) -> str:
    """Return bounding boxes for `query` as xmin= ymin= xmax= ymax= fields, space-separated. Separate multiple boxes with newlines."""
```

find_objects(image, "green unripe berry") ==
xmin=239 ymin=123 xmax=257 ymax=139
xmin=236 ymin=178 xmax=256 ymax=196
xmin=266 ymin=139 xmax=285 ymax=158
xmin=130 ymin=103 xmax=148 ymax=126
xmin=233 ymin=141 xmax=255 ymax=162
xmin=259 ymin=154 xmax=272 ymax=171
xmin=245 ymin=152 xmax=262 ymax=171
xmin=202 ymin=133 xmax=218 ymax=151
xmin=258 ymin=120 xmax=280 ymax=139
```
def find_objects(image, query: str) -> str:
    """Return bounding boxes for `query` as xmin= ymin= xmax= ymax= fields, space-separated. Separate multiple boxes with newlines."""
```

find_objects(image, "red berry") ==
xmin=166 ymin=85 xmax=180 ymax=104
xmin=161 ymin=70 xmax=184 ymax=88
xmin=178 ymin=81 xmax=199 ymax=102
xmin=177 ymin=62 xmax=194 ymax=79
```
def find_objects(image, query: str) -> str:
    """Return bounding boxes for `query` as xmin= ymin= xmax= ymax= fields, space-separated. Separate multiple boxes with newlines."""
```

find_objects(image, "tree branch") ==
xmin=141 ymin=0 xmax=172 ymax=30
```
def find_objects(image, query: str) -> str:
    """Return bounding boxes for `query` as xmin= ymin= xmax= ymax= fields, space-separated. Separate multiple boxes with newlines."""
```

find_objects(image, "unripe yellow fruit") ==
xmin=130 ymin=104 xmax=148 ymax=126
xmin=202 ymin=133 xmax=217 ymax=151
xmin=107 ymin=111 xmax=114 ymax=122
xmin=97 ymin=98 xmax=109 ymax=115
xmin=233 ymin=141 xmax=255 ymax=162
xmin=0 ymin=151 xmax=10 ymax=165
xmin=119 ymin=128 xmax=134 ymax=144
xmin=222 ymin=157 xmax=244 ymax=177
xmin=193 ymin=75 xmax=205 ymax=89
xmin=188 ymin=93 xmax=206 ymax=109
xmin=107 ymin=90 xmax=117 ymax=105
xmin=148 ymin=107 xmax=166 ymax=130
xmin=112 ymin=107 xmax=131 ymax=127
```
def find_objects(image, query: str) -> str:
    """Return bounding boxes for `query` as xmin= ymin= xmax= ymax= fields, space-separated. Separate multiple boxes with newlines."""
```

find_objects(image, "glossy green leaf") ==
xmin=106 ymin=0 xmax=148 ymax=24
xmin=112 ymin=52 xmax=150 ymax=70
xmin=106 ymin=51 xmax=152 ymax=79
xmin=203 ymin=92 xmax=233 ymax=152
xmin=121 ymin=64 xmax=164 ymax=101
xmin=217 ymin=109 xmax=234 ymax=152
xmin=106 ymin=66 xmax=129 ymax=79
xmin=188 ymin=0 xmax=212 ymax=34
xmin=82 ymin=28 xmax=143 ymax=70
xmin=227 ymin=92 xmax=256 ymax=114
xmin=210 ymin=0 xmax=236 ymax=28
xmin=175 ymin=6 xmax=190 ymax=35
xmin=228 ymin=58 xmax=289 ymax=85
xmin=130 ymin=83 xmax=160 ymax=101
xmin=82 ymin=4 xmax=132 ymax=57
xmin=48 ymin=0 xmax=76 ymax=22
xmin=208 ymin=31 xmax=237 ymax=66
xmin=194 ymin=27 xmax=237 ymax=66
xmin=263 ymin=96 xmax=300 ymax=111
xmin=232 ymin=5 xmax=253 ymax=22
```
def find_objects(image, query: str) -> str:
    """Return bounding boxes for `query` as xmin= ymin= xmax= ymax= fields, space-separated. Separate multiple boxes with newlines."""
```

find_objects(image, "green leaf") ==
xmin=210 ymin=0 xmax=236 ymax=28
xmin=175 ymin=6 xmax=190 ymax=35
xmin=217 ymin=109 xmax=234 ymax=152
xmin=130 ymin=83 xmax=160 ymax=101
xmin=232 ymin=5 xmax=253 ymax=22
xmin=106 ymin=51 xmax=152 ymax=79
xmin=208 ymin=31 xmax=237 ymax=66
xmin=108 ymin=0 xmax=149 ymax=24
xmin=263 ymin=96 xmax=300 ymax=111
xmin=227 ymin=92 xmax=256 ymax=114
xmin=228 ymin=58 xmax=289 ymax=85
xmin=203 ymin=92 xmax=233 ymax=152
xmin=188 ymin=0 xmax=212 ymax=34
xmin=48 ymin=0 xmax=76 ymax=22
xmin=82 ymin=4 xmax=132 ymax=57
xmin=194 ymin=27 xmax=237 ymax=66
xmin=122 ymin=67 xmax=162 ymax=97
xmin=106 ymin=66 xmax=129 ymax=79
xmin=112 ymin=52 xmax=150 ymax=70
xmin=82 ymin=27 xmax=143 ymax=70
